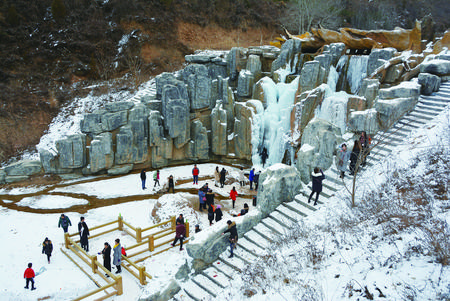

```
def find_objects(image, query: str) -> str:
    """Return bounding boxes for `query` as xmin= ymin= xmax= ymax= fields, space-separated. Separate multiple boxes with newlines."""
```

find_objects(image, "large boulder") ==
xmin=211 ymin=104 xmax=227 ymax=155
xmin=182 ymin=64 xmax=212 ymax=110
xmin=0 ymin=169 xmax=5 ymax=184
xmin=367 ymin=47 xmax=396 ymax=76
xmin=151 ymin=138 xmax=173 ymax=168
xmin=237 ymin=70 xmax=254 ymax=98
xmin=233 ymin=102 xmax=254 ymax=160
xmin=101 ymin=110 xmax=128 ymax=132
xmin=226 ymin=47 xmax=247 ymax=81
xmin=140 ymin=279 xmax=180 ymax=301
xmin=358 ymin=79 xmax=380 ymax=108
xmin=418 ymin=72 xmax=441 ymax=95
xmin=161 ymin=84 xmax=190 ymax=148
xmin=348 ymin=108 xmax=380 ymax=134
xmin=89 ymin=132 xmax=114 ymax=173
xmin=376 ymin=97 xmax=418 ymax=129
xmin=4 ymin=160 xmax=43 ymax=177
xmin=296 ymin=119 xmax=342 ymax=183
xmin=189 ymin=120 xmax=209 ymax=160
xmin=105 ymin=101 xmax=134 ymax=112
xmin=56 ymin=134 xmax=86 ymax=169
xmin=246 ymin=54 xmax=262 ymax=80
xmin=39 ymin=149 xmax=72 ymax=174
xmin=148 ymin=111 xmax=164 ymax=147
xmin=378 ymin=81 xmax=420 ymax=100
xmin=80 ymin=110 xmax=104 ymax=134
xmin=298 ymin=61 xmax=324 ymax=93
xmin=115 ymin=123 xmax=148 ymax=165
xmin=270 ymin=39 xmax=301 ymax=74
xmin=420 ymin=59 xmax=450 ymax=76
xmin=324 ymin=42 xmax=346 ymax=65
xmin=107 ymin=164 xmax=133 ymax=176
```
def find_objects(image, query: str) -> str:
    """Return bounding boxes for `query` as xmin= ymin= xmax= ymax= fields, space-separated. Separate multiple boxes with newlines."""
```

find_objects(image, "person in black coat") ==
xmin=207 ymin=204 xmax=215 ymax=226
xmin=349 ymin=140 xmax=361 ymax=175
xmin=215 ymin=205 xmax=223 ymax=222
xmin=254 ymin=171 xmax=260 ymax=191
xmin=219 ymin=168 xmax=227 ymax=188
xmin=140 ymin=169 xmax=147 ymax=190
xmin=99 ymin=242 xmax=112 ymax=274
xmin=205 ymin=189 xmax=215 ymax=206
xmin=42 ymin=238 xmax=53 ymax=263
xmin=222 ymin=220 xmax=238 ymax=258
xmin=308 ymin=167 xmax=325 ymax=206
xmin=79 ymin=217 xmax=90 ymax=252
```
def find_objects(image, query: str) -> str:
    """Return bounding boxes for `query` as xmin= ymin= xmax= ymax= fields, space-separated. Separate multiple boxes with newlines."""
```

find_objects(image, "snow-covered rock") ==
xmin=420 ymin=59 xmax=450 ymax=76
xmin=418 ymin=72 xmax=441 ymax=95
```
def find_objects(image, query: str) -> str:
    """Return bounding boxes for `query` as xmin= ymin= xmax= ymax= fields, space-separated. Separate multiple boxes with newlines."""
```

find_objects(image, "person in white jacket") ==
xmin=238 ymin=167 xmax=246 ymax=187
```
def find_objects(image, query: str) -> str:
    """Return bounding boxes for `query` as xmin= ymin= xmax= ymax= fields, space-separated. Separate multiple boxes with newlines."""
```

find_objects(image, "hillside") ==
xmin=0 ymin=0 xmax=449 ymax=164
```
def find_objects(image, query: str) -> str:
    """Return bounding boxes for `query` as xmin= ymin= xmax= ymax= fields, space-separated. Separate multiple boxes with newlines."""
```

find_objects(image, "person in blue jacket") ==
xmin=308 ymin=167 xmax=325 ymax=206
xmin=249 ymin=168 xmax=255 ymax=190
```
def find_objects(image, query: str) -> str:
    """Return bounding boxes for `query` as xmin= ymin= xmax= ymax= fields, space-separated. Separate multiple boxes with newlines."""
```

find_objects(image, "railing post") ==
xmin=136 ymin=227 xmax=142 ymax=243
xmin=64 ymin=233 xmax=70 ymax=249
xmin=185 ymin=222 xmax=190 ymax=238
xmin=118 ymin=215 xmax=123 ymax=231
xmin=91 ymin=255 xmax=97 ymax=273
xmin=115 ymin=276 xmax=123 ymax=295
xmin=139 ymin=266 xmax=146 ymax=285
xmin=148 ymin=235 xmax=154 ymax=252
xmin=171 ymin=216 xmax=176 ymax=230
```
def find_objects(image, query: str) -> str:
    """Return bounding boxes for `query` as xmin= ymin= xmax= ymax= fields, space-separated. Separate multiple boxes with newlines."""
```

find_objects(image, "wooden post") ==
xmin=138 ymin=266 xmax=146 ymax=285
xmin=185 ymin=222 xmax=190 ymax=238
xmin=171 ymin=216 xmax=176 ymax=230
xmin=118 ymin=215 xmax=123 ymax=231
xmin=136 ymin=227 xmax=142 ymax=243
xmin=115 ymin=276 xmax=123 ymax=295
xmin=148 ymin=235 xmax=154 ymax=252
xmin=91 ymin=255 xmax=97 ymax=273
xmin=64 ymin=233 xmax=70 ymax=249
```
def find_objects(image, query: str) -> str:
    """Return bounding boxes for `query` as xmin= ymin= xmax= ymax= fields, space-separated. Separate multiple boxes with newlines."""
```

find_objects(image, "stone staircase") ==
xmin=174 ymin=81 xmax=450 ymax=301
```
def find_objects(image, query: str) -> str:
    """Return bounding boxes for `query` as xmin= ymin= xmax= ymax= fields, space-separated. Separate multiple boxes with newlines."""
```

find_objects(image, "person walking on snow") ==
xmin=99 ymin=242 xmax=112 ymax=274
xmin=79 ymin=217 xmax=90 ymax=252
xmin=220 ymin=167 xmax=227 ymax=188
xmin=349 ymin=140 xmax=361 ymax=175
xmin=153 ymin=170 xmax=160 ymax=187
xmin=214 ymin=166 xmax=220 ymax=187
xmin=113 ymin=239 xmax=122 ymax=273
xmin=215 ymin=205 xmax=223 ymax=222
xmin=230 ymin=186 xmax=238 ymax=209
xmin=167 ymin=175 xmax=175 ymax=193
xmin=171 ymin=221 xmax=186 ymax=251
xmin=58 ymin=214 xmax=72 ymax=233
xmin=336 ymin=144 xmax=350 ymax=179
xmin=238 ymin=167 xmax=246 ymax=187
xmin=222 ymin=220 xmax=238 ymax=258
xmin=24 ymin=263 xmax=36 ymax=290
xmin=207 ymin=204 xmax=215 ymax=226
xmin=140 ymin=169 xmax=147 ymax=190
xmin=176 ymin=214 xmax=185 ymax=225
xmin=249 ymin=168 xmax=255 ymax=190
xmin=42 ymin=238 xmax=53 ymax=263
xmin=308 ymin=167 xmax=325 ymax=206
xmin=254 ymin=171 xmax=260 ymax=191
xmin=192 ymin=164 xmax=200 ymax=185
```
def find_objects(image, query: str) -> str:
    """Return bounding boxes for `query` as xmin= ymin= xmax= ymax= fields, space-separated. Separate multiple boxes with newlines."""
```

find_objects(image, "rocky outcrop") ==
xmin=298 ymin=61 xmax=324 ymax=93
xmin=420 ymin=59 xmax=450 ymax=76
xmin=89 ymin=132 xmax=114 ymax=173
xmin=140 ymin=279 xmax=180 ymax=301
xmin=358 ymin=79 xmax=380 ymax=108
xmin=348 ymin=108 xmax=379 ymax=134
xmin=182 ymin=64 xmax=212 ymax=110
xmin=418 ymin=73 xmax=441 ymax=95
xmin=296 ymin=119 xmax=342 ymax=183
xmin=189 ymin=120 xmax=209 ymax=160
xmin=226 ymin=47 xmax=247 ymax=81
xmin=211 ymin=104 xmax=227 ymax=156
xmin=367 ymin=48 xmax=396 ymax=76
xmin=56 ymin=134 xmax=86 ymax=169
xmin=233 ymin=102 xmax=254 ymax=160
xmin=237 ymin=70 xmax=254 ymax=98
xmin=271 ymin=38 xmax=301 ymax=74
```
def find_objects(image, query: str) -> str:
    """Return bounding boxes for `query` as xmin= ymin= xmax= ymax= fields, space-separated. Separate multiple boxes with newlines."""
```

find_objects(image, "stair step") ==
xmin=192 ymin=274 xmax=222 ymax=297
xmin=212 ymin=260 xmax=236 ymax=278
xmin=234 ymin=245 xmax=259 ymax=264
xmin=253 ymin=223 xmax=278 ymax=241
xmin=399 ymin=116 xmax=427 ymax=125
xmin=202 ymin=267 xmax=229 ymax=288
xmin=397 ymin=120 xmax=421 ymax=129
xmin=237 ymin=237 xmax=266 ymax=256
xmin=416 ymin=103 xmax=445 ymax=112
xmin=270 ymin=210 xmax=297 ymax=226
xmin=244 ymin=230 xmax=272 ymax=249
xmin=191 ymin=275 xmax=218 ymax=298
xmin=295 ymin=197 xmax=320 ymax=211
xmin=408 ymin=111 xmax=434 ymax=121
xmin=414 ymin=108 xmax=438 ymax=116
xmin=420 ymin=95 xmax=450 ymax=103
xmin=418 ymin=99 xmax=449 ymax=108
xmin=219 ymin=253 xmax=247 ymax=272
xmin=183 ymin=279 xmax=212 ymax=301
xmin=276 ymin=204 xmax=306 ymax=221
xmin=261 ymin=216 xmax=290 ymax=235
xmin=305 ymin=185 xmax=333 ymax=198
xmin=285 ymin=199 xmax=313 ymax=216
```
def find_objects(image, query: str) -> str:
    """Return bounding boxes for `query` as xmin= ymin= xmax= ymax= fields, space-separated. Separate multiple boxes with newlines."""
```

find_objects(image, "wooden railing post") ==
xmin=171 ymin=216 xmax=176 ymax=230
xmin=115 ymin=276 xmax=123 ymax=295
xmin=118 ymin=215 xmax=123 ymax=231
xmin=148 ymin=235 xmax=154 ymax=252
xmin=136 ymin=227 xmax=142 ymax=243
xmin=185 ymin=222 xmax=190 ymax=238
xmin=138 ymin=266 xmax=146 ymax=285
xmin=64 ymin=233 xmax=70 ymax=249
xmin=91 ymin=255 xmax=97 ymax=273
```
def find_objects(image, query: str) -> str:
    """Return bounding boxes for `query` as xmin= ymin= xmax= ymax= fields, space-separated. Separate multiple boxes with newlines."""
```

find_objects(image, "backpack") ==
xmin=121 ymin=247 xmax=127 ymax=257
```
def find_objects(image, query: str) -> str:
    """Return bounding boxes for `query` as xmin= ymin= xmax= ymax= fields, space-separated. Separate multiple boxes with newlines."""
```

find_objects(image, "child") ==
xmin=24 ymin=263 xmax=36 ymax=290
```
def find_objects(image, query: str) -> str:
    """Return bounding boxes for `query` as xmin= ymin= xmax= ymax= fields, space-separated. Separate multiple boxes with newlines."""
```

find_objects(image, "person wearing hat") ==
xmin=42 ymin=238 xmax=53 ymax=263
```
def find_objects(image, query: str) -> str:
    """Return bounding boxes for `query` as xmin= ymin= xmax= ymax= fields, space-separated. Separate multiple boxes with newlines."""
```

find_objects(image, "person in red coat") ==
xmin=171 ymin=222 xmax=186 ymax=251
xmin=192 ymin=164 xmax=200 ymax=185
xmin=229 ymin=186 xmax=238 ymax=209
xmin=24 ymin=263 xmax=36 ymax=290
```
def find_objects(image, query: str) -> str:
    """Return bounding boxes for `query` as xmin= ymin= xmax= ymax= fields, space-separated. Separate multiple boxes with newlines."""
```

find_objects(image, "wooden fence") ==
xmin=62 ymin=215 xmax=189 ymax=299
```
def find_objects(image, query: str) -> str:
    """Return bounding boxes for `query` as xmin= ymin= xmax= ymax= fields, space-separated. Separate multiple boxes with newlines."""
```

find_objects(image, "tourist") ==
xmin=254 ymin=171 xmax=260 ymax=191
xmin=153 ymin=170 xmax=160 ymax=187
xmin=220 ymin=167 xmax=227 ymax=188
xmin=215 ymin=205 xmax=223 ymax=222
xmin=195 ymin=224 xmax=201 ymax=233
xmin=42 ymin=238 xmax=53 ymax=264
xmin=205 ymin=188 xmax=215 ymax=206
xmin=113 ymin=239 xmax=122 ymax=273
xmin=99 ymin=242 xmax=112 ymax=275
xmin=176 ymin=214 xmax=184 ymax=225
xmin=359 ymin=131 xmax=371 ymax=166
xmin=222 ymin=220 xmax=238 ymax=258
xmin=167 ymin=175 xmax=175 ymax=193
xmin=198 ymin=188 xmax=206 ymax=211
xmin=171 ymin=221 xmax=186 ymax=251
xmin=192 ymin=164 xmax=199 ymax=185
xmin=308 ymin=167 xmax=325 ymax=206
xmin=261 ymin=147 xmax=268 ymax=167
xmin=78 ymin=217 xmax=90 ymax=252
xmin=214 ymin=166 xmax=220 ymax=187
xmin=230 ymin=186 xmax=238 ymax=209
xmin=349 ymin=140 xmax=362 ymax=175
xmin=207 ymin=204 xmax=215 ymax=226
xmin=239 ymin=167 xmax=246 ymax=187
xmin=58 ymin=214 xmax=72 ymax=233
xmin=336 ymin=143 xmax=350 ymax=179
xmin=23 ymin=263 xmax=36 ymax=290
xmin=249 ymin=168 xmax=255 ymax=190
xmin=233 ymin=203 xmax=249 ymax=217
xmin=140 ymin=169 xmax=147 ymax=190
